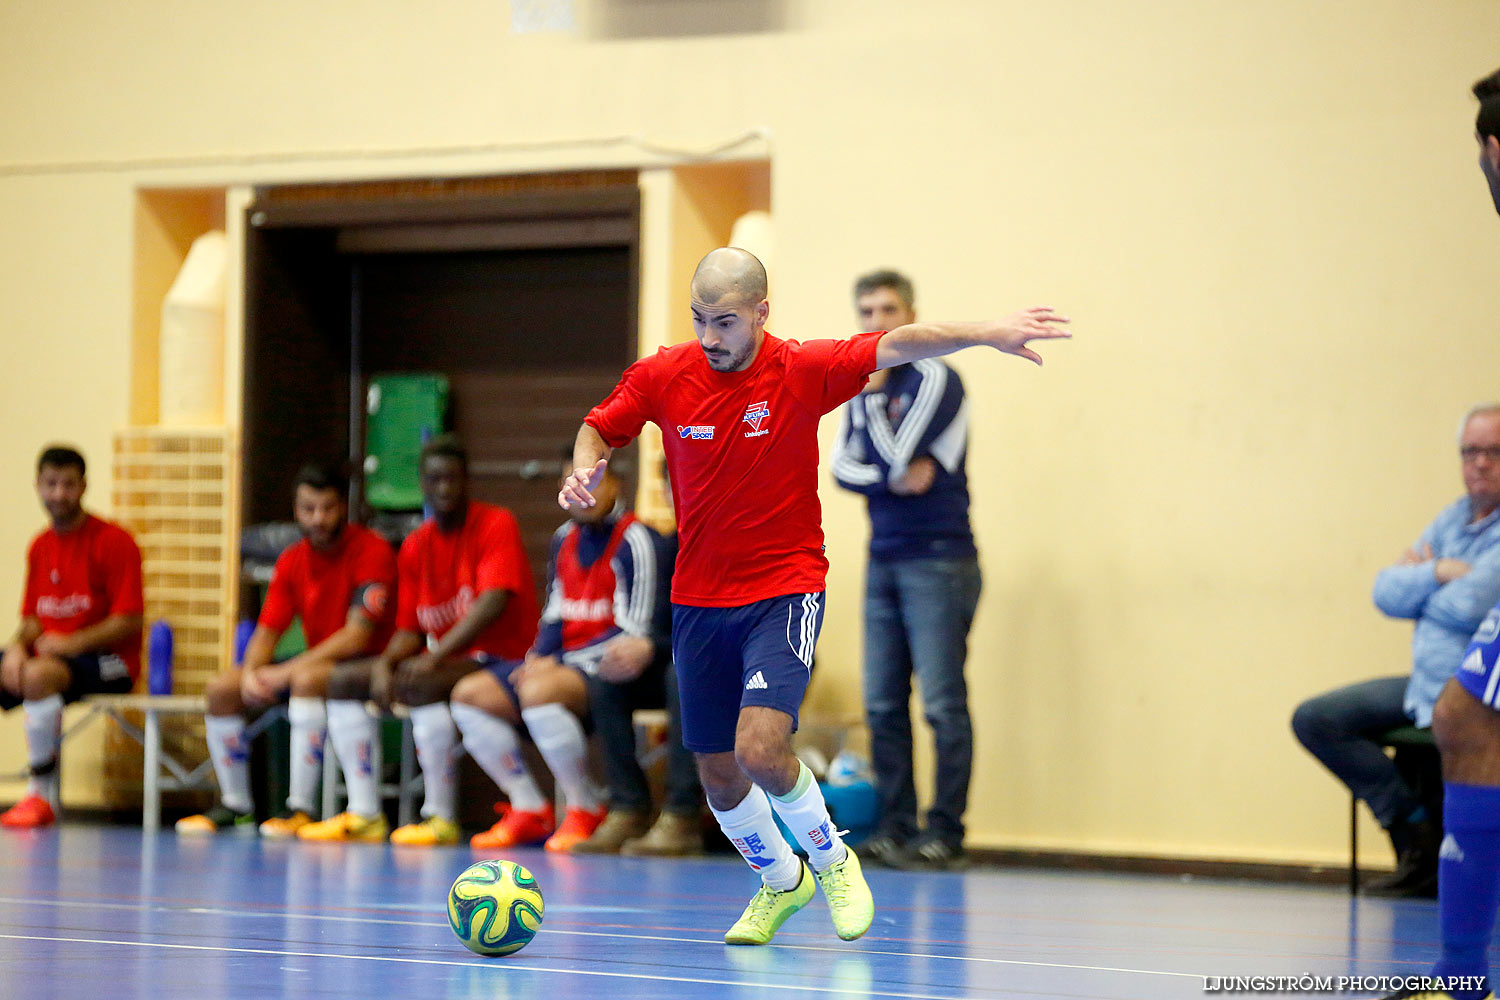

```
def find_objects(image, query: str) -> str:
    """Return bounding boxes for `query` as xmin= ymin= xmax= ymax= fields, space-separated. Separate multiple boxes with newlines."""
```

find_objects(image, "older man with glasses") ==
xmin=1293 ymin=403 xmax=1500 ymax=899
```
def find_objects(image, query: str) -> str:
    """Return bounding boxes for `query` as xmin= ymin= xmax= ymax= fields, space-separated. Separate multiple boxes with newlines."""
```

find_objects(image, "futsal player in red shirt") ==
xmin=452 ymin=453 xmax=686 ymax=855
xmin=176 ymin=464 xmax=396 ymax=838
xmin=1 ymin=446 xmax=143 ymax=828
xmin=304 ymin=435 xmax=538 ymax=846
xmin=562 ymin=247 xmax=1069 ymax=944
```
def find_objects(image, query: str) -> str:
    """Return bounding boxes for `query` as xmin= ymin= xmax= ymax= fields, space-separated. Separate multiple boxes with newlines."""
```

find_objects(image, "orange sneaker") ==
xmin=545 ymin=805 xmax=609 ymax=853
xmin=470 ymin=803 xmax=554 ymax=850
xmin=0 ymin=795 xmax=55 ymax=828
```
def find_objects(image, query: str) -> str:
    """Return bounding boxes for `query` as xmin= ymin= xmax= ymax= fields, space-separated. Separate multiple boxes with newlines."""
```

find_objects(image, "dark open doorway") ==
xmin=241 ymin=174 xmax=640 ymax=586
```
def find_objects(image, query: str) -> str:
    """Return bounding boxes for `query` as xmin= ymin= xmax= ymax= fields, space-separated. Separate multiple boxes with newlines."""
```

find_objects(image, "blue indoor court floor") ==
xmin=0 ymin=825 xmax=1479 ymax=999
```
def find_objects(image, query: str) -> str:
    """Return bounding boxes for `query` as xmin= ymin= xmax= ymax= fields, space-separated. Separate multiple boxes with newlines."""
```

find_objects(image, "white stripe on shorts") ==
xmin=784 ymin=593 xmax=819 ymax=669
xmin=1485 ymin=654 xmax=1500 ymax=708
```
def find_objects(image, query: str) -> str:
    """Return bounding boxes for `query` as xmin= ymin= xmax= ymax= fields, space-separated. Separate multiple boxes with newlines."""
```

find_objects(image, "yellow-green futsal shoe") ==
xmin=724 ymin=861 xmax=816 ymax=945
xmin=814 ymin=848 xmax=875 ymax=941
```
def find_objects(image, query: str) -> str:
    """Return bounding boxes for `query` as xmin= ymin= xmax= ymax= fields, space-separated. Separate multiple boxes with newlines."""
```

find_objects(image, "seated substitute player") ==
xmin=561 ymin=247 xmax=1069 ymax=944
xmin=571 ymin=457 xmax=704 ymax=857
xmin=176 ymin=463 xmax=396 ymax=837
xmin=299 ymin=435 xmax=538 ymax=846
xmin=0 ymin=445 xmax=143 ymax=828
xmin=450 ymin=452 xmax=697 ymax=854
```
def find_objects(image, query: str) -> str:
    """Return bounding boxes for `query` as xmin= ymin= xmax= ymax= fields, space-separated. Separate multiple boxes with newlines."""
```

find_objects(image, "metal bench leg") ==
xmin=143 ymin=709 xmax=161 ymax=834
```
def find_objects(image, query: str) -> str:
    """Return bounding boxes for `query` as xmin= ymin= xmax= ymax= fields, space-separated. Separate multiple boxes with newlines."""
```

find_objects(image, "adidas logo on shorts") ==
xmin=1439 ymin=833 xmax=1466 ymax=863
xmin=1462 ymin=648 xmax=1489 ymax=675
xmin=745 ymin=671 xmax=768 ymax=691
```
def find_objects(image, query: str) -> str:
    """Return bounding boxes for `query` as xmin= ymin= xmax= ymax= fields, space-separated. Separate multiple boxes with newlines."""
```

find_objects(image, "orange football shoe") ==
xmin=545 ymin=805 xmax=609 ymax=853
xmin=0 ymin=795 xmax=56 ymax=828
xmin=470 ymin=803 xmax=554 ymax=850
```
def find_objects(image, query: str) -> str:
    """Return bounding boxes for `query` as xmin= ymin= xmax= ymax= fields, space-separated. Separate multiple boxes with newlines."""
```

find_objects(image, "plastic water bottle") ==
xmin=233 ymin=619 xmax=256 ymax=666
xmin=147 ymin=621 xmax=174 ymax=696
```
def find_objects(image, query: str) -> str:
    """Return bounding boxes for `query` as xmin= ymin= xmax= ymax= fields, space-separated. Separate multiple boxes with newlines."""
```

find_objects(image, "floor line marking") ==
xmin=0 ymin=895 xmax=1205 ymax=980
xmin=0 ymin=932 xmax=1013 ymax=1000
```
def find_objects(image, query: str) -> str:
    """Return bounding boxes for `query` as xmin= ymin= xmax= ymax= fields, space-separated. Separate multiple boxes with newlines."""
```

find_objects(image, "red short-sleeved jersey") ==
xmin=258 ymin=523 xmax=397 ymax=653
xmin=586 ymin=330 xmax=884 ymax=607
xmin=22 ymin=514 xmax=145 ymax=678
xmin=395 ymin=501 xmax=538 ymax=660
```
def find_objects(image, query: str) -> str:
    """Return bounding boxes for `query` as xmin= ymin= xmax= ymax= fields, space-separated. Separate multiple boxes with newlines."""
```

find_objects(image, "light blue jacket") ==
xmin=1373 ymin=497 xmax=1500 ymax=726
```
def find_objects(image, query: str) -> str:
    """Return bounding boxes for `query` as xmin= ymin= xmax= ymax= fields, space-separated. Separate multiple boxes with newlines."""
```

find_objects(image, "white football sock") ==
xmin=326 ymin=700 xmax=380 ymax=818
xmin=711 ymin=784 xmax=801 ymax=890
xmin=409 ymin=702 xmax=458 ymax=821
xmin=204 ymin=713 xmax=252 ymax=814
xmin=286 ymin=697 xmax=327 ymax=814
xmin=451 ymin=702 xmax=547 ymax=812
xmin=521 ymin=702 xmax=601 ymax=812
xmin=769 ymin=761 xmax=847 ymax=870
xmin=22 ymin=694 xmax=63 ymax=805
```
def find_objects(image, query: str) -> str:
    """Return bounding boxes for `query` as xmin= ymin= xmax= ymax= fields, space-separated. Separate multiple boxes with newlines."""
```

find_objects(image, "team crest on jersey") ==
xmin=678 ymin=424 xmax=715 ymax=440
xmin=743 ymin=401 xmax=770 ymax=438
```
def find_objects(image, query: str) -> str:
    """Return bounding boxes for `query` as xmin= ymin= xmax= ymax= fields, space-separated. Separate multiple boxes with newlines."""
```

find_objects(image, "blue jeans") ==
xmin=1290 ymin=675 xmax=1422 ymax=828
xmin=863 ymin=555 xmax=982 ymax=844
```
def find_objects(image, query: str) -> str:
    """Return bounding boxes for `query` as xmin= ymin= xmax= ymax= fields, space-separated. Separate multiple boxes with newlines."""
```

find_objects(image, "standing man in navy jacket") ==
xmin=832 ymin=270 xmax=982 ymax=870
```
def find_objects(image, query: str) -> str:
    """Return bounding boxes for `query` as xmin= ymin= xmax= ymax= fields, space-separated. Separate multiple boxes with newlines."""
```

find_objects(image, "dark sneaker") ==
xmin=854 ymin=834 xmax=909 ymax=868
xmin=1369 ymin=815 xmax=1442 ymax=897
xmin=904 ymin=835 xmax=968 ymax=871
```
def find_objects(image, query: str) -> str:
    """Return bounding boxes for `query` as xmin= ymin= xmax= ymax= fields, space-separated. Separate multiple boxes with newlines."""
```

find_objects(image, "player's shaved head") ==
xmin=691 ymin=247 xmax=768 ymax=306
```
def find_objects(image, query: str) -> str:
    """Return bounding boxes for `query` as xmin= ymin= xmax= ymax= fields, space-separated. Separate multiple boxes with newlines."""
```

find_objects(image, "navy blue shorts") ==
xmin=0 ymin=652 xmax=133 ymax=711
xmin=1457 ymin=606 xmax=1500 ymax=710
xmin=479 ymin=654 xmax=527 ymax=709
xmin=672 ymin=592 xmax=824 ymax=754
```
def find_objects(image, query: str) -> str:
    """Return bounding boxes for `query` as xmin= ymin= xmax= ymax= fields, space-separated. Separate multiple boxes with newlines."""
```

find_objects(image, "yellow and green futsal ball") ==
xmin=448 ymin=859 xmax=544 ymax=956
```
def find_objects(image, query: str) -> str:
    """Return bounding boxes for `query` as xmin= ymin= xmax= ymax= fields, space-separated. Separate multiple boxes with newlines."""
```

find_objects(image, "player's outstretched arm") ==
xmin=559 ymin=423 xmax=613 ymax=510
xmin=875 ymin=308 xmax=1071 ymax=369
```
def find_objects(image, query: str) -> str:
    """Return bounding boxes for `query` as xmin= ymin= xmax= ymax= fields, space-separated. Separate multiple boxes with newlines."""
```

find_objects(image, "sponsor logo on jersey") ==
xmin=745 ymin=670 xmax=768 ymax=690
xmin=743 ymin=401 xmax=771 ymax=437
xmin=678 ymin=424 xmax=715 ymax=440
xmin=416 ymin=585 xmax=474 ymax=634
xmin=36 ymin=593 xmax=93 ymax=619
xmin=1462 ymin=648 xmax=1490 ymax=675
xmin=1477 ymin=610 xmax=1500 ymax=645
xmin=559 ymin=596 xmax=612 ymax=622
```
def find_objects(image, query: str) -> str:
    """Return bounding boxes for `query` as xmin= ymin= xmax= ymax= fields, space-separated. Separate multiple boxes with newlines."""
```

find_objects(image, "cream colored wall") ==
xmin=1 ymin=0 xmax=1498 ymax=861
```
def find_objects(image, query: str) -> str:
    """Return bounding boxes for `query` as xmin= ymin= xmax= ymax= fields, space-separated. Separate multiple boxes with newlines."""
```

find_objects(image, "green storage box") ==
xmin=364 ymin=373 xmax=449 ymax=511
